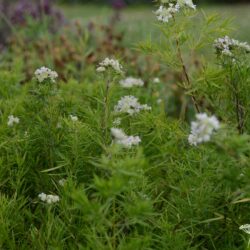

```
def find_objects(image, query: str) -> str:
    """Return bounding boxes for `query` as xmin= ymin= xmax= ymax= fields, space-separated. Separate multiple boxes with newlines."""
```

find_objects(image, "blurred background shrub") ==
xmin=0 ymin=0 xmax=64 ymax=48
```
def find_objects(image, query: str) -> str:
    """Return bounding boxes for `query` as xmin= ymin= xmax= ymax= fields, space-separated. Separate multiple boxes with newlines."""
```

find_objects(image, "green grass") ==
xmin=0 ymin=3 xmax=250 ymax=249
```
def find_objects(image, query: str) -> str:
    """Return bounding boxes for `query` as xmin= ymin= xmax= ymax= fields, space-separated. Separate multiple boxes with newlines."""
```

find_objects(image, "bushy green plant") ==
xmin=0 ymin=1 xmax=250 ymax=249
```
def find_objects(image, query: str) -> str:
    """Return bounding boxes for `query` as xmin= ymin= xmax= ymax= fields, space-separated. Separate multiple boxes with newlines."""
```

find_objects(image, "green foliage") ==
xmin=0 ymin=2 xmax=250 ymax=250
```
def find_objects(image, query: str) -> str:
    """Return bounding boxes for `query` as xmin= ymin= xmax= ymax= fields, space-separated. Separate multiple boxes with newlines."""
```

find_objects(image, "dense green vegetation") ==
xmin=0 ymin=2 xmax=250 ymax=249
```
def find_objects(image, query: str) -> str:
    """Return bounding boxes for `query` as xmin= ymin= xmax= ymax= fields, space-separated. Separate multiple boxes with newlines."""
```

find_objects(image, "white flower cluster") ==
xmin=239 ymin=224 xmax=250 ymax=234
xmin=188 ymin=113 xmax=220 ymax=146
xmin=70 ymin=115 xmax=78 ymax=122
xmin=59 ymin=178 xmax=66 ymax=186
xmin=114 ymin=95 xmax=151 ymax=115
xmin=111 ymin=128 xmax=141 ymax=148
xmin=34 ymin=67 xmax=58 ymax=83
xmin=155 ymin=4 xmax=180 ymax=23
xmin=113 ymin=117 xmax=121 ymax=126
xmin=97 ymin=58 xmax=123 ymax=74
xmin=38 ymin=193 xmax=60 ymax=204
xmin=214 ymin=36 xmax=250 ymax=57
xmin=153 ymin=77 xmax=160 ymax=84
xmin=119 ymin=77 xmax=144 ymax=88
xmin=181 ymin=0 xmax=196 ymax=10
xmin=7 ymin=115 xmax=20 ymax=127
xmin=155 ymin=0 xmax=196 ymax=23
xmin=157 ymin=98 xmax=163 ymax=104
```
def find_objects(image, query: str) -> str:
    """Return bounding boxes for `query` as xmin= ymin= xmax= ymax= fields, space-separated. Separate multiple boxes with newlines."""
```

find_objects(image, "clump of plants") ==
xmin=2 ymin=2 xmax=161 ymax=85
xmin=0 ymin=0 xmax=250 ymax=249
xmin=0 ymin=0 xmax=64 ymax=49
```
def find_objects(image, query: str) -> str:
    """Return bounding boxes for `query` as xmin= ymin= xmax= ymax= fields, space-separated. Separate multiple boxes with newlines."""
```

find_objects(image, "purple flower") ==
xmin=0 ymin=0 xmax=65 ymax=48
xmin=111 ymin=0 xmax=126 ymax=10
xmin=2 ymin=0 xmax=64 ymax=26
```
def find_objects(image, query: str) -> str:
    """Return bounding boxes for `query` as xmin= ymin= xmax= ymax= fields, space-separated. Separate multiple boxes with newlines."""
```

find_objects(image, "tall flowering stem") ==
xmin=173 ymin=16 xmax=200 ymax=114
xmin=103 ymin=73 xmax=111 ymax=141
xmin=214 ymin=36 xmax=250 ymax=134
xmin=229 ymin=62 xmax=245 ymax=134
xmin=32 ymin=67 xmax=59 ymax=168
xmin=154 ymin=2 xmax=199 ymax=114
xmin=97 ymin=58 xmax=124 ymax=142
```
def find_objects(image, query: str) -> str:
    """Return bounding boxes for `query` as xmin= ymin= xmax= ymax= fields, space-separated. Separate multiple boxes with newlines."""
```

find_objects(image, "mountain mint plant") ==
xmin=0 ymin=1 xmax=249 ymax=250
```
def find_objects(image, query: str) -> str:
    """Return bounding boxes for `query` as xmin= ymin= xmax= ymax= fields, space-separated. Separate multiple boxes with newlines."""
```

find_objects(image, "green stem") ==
xmin=103 ymin=75 xmax=111 ymax=142
xmin=173 ymin=17 xmax=200 ymax=114
xmin=229 ymin=63 xmax=244 ymax=134
xmin=112 ymin=199 xmax=116 ymax=249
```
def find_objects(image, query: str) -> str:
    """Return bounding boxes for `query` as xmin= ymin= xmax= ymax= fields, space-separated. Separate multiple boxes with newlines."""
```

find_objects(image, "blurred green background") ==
xmin=60 ymin=2 xmax=250 ymax=43
xmin=58 ymin=0 xmax=249 ymax=3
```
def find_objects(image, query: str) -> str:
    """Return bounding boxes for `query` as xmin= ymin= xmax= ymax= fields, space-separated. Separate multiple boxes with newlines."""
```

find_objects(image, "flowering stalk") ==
xmin=103 ymin=73 xmax=111 ymax=140
xmin=32 ymin=67 xmax=59 ymax=168
xmin=173 ymin=16 xmax=200 ymax=114
xmin=229 ymin=63 xmax=245 ymax=134
xmin=214 ymin=36 xmax=249 ymax=134
xmin=154 ymin=2 xmax=199 ymax=115
xmin=97 ymin=58 xmax=124 ymax=142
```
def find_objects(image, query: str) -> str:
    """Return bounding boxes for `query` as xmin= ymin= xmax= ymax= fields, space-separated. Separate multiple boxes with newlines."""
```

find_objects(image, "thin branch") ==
xmin=173 ymin=17 xmax=200 ymax=113
xmin=175 ymin=36 xmax=200 ymax=113
xmin=229 ymin=63 xmax=244 ymax=134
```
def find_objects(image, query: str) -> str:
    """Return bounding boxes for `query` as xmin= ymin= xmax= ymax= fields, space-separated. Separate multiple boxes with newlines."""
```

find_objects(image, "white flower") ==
xmin=57 ymin=122 xmax=62 ymax=128
xmin=157 ymin=98 xmax=163 ymax=104
xmin=97 ymin=58 xmax=123 ymax=74
xmin=153 ymin=78 xmax=160 ymax=84
xmin=34 ymin=66 xmax=58 ymax=83
xmin=38 ymin=193 xmax=60 ymax=204
xmin=239 ymin=224 xmax=250 ymax=235
xmin=111 ymin=127 xmax=127 ymax=140
xmin=96 ymin=66 xmax=106 ymax=73
xmin=179 ymin=0 xmax=196 ymax=10
xmin=155 ymin=4 xmax=180 ymax=23
xmin=38 ymin=193 xmax=47 ymax=202
xmin=140 ymin=104 xmax=152 ymax=111
xmin=113 ymin=118 xmax=121 ymax=126
xmin=214 ymin=36 xmax=250 ymax=57
xmin=119 ymin=77 xmax=144 ymax=88
xmin=46 ymin=195 xmax=60 ymax=204
xmin=111 ymin=128 xmax=141 ymax=148
xmin=59 ymin=179 xmax=66 ymax=186
xmin=114 ymin=96 xmax=151 ymax=115
xmin=70 ymin=115 xmax=78 ymax=122
xmin=155 ymin=0 xmax=196 ymax=23
xmin=188 ymin=113 xmax=220 ymax=146
xmin=7 ymin=115 xmax=20 ymax=127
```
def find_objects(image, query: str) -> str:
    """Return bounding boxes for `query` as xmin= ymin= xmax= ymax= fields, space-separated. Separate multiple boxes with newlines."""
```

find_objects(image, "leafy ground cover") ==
xmin=0 ymin=1 xmax=250 ymax=249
